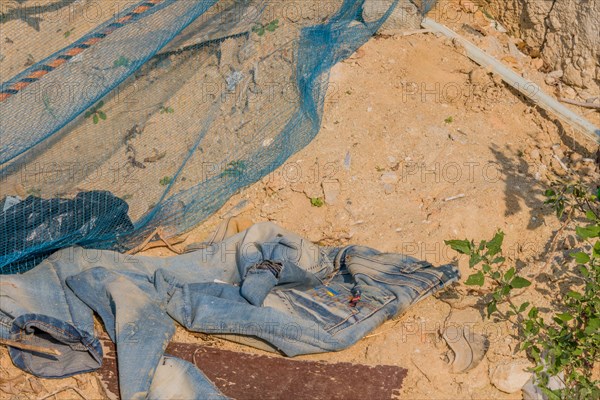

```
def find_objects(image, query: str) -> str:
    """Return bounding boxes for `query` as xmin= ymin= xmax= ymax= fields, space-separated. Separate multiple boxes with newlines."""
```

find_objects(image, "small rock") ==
xmin=508 ymin=41 xmax=526 ymax=61
xmin=569 ymin=152 xmax=583 ymax=163
xmin=530 ymin=58 xmax=544 ymax=71
xmin=522 ymin=373 xmax=565 ymax=400
xmin=547 ymin=70 xmax=564 ymax=79
xmin=550 ymin=158 xmax=567 ymax=176
xmin=490 ymin=360 xmax=533 ymax=393
xmin=380 ymin=172 xmax=399 ymax=185
xmin=551 ymin=144 xmax=564 ymax=159
xmin=563 ymin=64 xmax=583 ymax=87
xmin=322 ymin=180 xmax=341 ymax=205
xmin=561 ymin=85 xmax=577 ymax=99
xmin=225 ymin=71 xmax=244 ymax=92
xmin=482 ymin=36 xmax=505 ymax=57
xmin=383 ymin=183 xmax=395 ymax=194
xmin=362 ymin=0 xmax=422 ymax=34
xmin=528 ymin=148 xmax=541 ymax=162
xmin=469 ymin=67 xmax=492 ymax=87
xmin=544 ymin=70 xmax=563 ymax=86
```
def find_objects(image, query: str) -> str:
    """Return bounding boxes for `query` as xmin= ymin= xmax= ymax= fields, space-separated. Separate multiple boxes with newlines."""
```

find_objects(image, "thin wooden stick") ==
xmin=0 ymin=339 xmax=61 ymax=357
xmin=37 ymin=386 xmax=89 ymax=400
xmin=126 ymin=227 xmax=183 ymax=255
xmin=558 ymin=98 xmax=600 ymax=110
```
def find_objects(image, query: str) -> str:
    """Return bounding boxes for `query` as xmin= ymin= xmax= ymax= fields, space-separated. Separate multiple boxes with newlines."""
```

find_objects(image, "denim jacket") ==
xmin=0 ymin=222 xmax=459 ymax=399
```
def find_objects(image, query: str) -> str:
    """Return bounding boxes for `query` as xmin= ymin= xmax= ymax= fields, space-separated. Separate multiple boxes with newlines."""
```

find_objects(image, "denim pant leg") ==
xmin=66 ymin=267 xmax=175 ymax=399
xmin=66 ymin=266 xmax=229 ymax=400
xmin=0 ymin=254 xmax=102 ymax=378
xmin=148 ymin=356 xmax=229 ymax=400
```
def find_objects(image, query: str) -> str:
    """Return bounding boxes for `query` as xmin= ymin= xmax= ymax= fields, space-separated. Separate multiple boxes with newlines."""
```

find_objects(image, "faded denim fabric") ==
xmin=0 ymin=222 xmax=459 ymax=399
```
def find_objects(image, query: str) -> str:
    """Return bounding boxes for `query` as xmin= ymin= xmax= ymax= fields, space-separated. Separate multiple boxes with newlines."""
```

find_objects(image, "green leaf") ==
xmin=504 ymin=267 xmax=515 ymax=281
xmin=571 ymin=251 xmax=590 ymax=264
xmin=486 ymin=230 xmax=504 ymax=256
xmin=97 ymin=100 xmax=104 ymax=108
xmin=98 ymin=111 xmax=107 ymax=120
xmin=470 ymin=254 xmax=484 ymax=268
xmin=465 ymin=271 xmax=485 ymax=286
xmin=487 ymin=301 xmax=497 ymax=317
xmin=310 ymin=197 xmax=324 ymax=208
xmin=544 ymin=189 xmax=556 ymax=197
xmin=159 ymin=176 xmax=172 ymax=186
xmin=576 ymin=225 xmax=600 ymax=239
xmin=556 ymin=313 xmax=573 ymax=322
xmin=445 ymin=239 xmax=471 ymax=255
xmin=566 ymin=290 xmax=583 ymax=300
xmin=584 ymin=318 xmax=600 ymax=334
xmin=93 ymin=114 xmax=99 ymax=124
xmin=84 ymin=111 xmax=91 ymax=118
xmin=510 ymin=276 xmax=531 ymax=289
xmin=491 ymin=256 xmax=505 ymax=264
xmin=586 ymin=210 xmax=598 ymax=221
xmin=518 ymin=302 xmax=530 ymax=312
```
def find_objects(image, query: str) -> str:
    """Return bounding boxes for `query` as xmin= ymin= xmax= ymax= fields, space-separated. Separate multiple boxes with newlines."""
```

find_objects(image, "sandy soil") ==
xmin=1 ymin=2 xmax=599 ymax=400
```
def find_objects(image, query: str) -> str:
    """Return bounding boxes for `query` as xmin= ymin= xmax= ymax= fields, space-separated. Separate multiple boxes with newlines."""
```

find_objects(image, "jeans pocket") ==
xmin=275 ymin=282 xmax=393 ymax=335
xmin=347 ymin=252 xmax=443 ymax=294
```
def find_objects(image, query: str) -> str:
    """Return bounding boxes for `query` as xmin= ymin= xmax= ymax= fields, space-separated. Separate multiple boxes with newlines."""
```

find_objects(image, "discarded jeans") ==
xmin=0 ymin=222 xmax=459 ymax=399
xmin=0 ymin=191 xmax=134 ymax=274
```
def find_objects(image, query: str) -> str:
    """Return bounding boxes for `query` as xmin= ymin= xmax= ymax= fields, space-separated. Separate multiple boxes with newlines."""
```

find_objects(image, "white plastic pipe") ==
xmin=422 ymin=17 xmax=600 ymax=143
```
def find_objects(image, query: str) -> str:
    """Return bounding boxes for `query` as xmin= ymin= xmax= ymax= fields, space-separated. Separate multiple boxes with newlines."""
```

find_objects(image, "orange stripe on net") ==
xmin=83 ymin=37 xmax=102 ymax=46
xmin=65 ymin=47 xmax=84 ymax=56
xmin=12 ymin=81 xmax=31 ymax=91
xmin=133 ymin=5 xmax=151 ymax=14
xmin=0 ymin=93 xmax=12 ymax=102
xmin=28 ymin=70 xmax=49 ymax=79
xmin=48 ymin=58 xmax=68 ymax=68
xmin=116 ymin=15 xmax=133 ymax=23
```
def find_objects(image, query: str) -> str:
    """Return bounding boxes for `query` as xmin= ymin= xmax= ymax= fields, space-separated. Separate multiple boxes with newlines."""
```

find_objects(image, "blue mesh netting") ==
xmin=0 ymin=0 xmax=423 ymax=274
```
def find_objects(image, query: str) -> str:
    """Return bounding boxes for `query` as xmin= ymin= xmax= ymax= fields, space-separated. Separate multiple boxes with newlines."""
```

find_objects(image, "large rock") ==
xmin=489 ymin=359 xmax=533 ymax=393
xmin=484 ymin=0 xmax=599 ymax=90
xmin=362 ymin=0 xmax=422 ymax=34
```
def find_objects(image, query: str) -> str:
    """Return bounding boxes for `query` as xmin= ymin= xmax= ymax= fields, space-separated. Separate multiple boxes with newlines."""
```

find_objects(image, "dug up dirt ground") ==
xmin=1 ymin=4 xmax=599 ymax=400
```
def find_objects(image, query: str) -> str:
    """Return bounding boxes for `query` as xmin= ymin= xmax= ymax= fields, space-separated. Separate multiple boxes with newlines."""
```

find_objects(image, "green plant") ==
xmin=64 ymin=28 xmax=74 ymax=38
xmin=220 ymin=161 xmax=246 ymax=178
xmin=446 ymin=182 xmax=600 ymax=399
xmin=26 ymin=187 xmax=41 ymax=197
xmin=310 ymin=197 xmax=324 ymax=207
xmin=84 ymin=101 xmax=107 ymax=124
xmin=159 ymin=176 xmax=172 ymax=186
xmin=42 ymin=93 xmax=57 ymax=119
xmin=444 ymin=116 xmax=454 ymax=124
xmin=445 ymin=230 xmax=531 ymax=319
xmin=113 ymin=56 xmax=130 ymax=68
xmin=252 ymin=19 xmax=279 ymax=36
xmin=159 ymin=106 xmax=174 ymax=114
